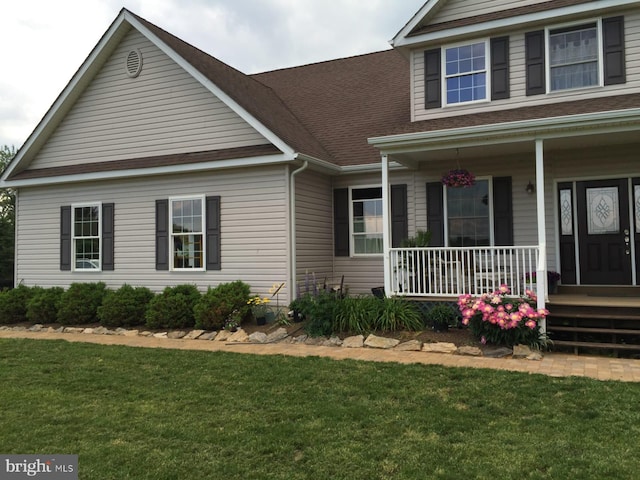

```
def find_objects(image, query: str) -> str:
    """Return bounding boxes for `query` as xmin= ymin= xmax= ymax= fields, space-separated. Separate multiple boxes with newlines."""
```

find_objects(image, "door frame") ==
xmin=557 ymin=176 xmax=638 ymax=286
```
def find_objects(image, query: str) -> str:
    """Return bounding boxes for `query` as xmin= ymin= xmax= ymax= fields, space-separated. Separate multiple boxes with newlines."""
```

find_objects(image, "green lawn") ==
xmin=1 ymin=339 xmax=639 ymax=479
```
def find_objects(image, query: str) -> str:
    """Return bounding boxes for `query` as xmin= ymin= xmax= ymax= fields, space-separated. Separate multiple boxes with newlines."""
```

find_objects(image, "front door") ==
xmin=576 ymin=179 xmax=632 ymax=285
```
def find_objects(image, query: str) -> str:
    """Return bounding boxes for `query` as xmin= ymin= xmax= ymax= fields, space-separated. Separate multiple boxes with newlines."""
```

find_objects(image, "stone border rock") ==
xmin=0 ymin=325 xmax=543 ymax=360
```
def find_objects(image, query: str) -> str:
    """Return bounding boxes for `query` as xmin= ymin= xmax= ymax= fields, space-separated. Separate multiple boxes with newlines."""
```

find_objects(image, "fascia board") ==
xmin=1 ymin=152 xmax=295 ymax=188
xmin=393 ymin=0 xmax=640 ymax=47
xmin=2 ymin=12 xmax=131 ymax=181
xmin=390 ymin=0 xmax=443 ymax=46
xmin=125 ymin=12 xmax=296 ymax=158
xmin=368 ymin=109 xmax=640 ymax=152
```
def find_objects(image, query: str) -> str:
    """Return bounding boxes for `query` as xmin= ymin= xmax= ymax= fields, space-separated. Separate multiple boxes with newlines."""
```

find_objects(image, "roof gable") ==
xmin=2 ymin=8 xmax=332 ymax=181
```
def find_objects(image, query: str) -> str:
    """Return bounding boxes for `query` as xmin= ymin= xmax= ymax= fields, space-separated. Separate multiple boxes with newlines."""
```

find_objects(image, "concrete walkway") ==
xmin=2 ymin=330 xmax=640 ymax=382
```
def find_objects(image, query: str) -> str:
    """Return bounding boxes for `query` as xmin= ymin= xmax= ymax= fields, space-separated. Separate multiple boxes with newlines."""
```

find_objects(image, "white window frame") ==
xmin=349 ymin=185 xmax=383 ymax=257
xmin=545 ymin=18 xmax=603 ymax=93
xmin=443 ymin=177 xmax=495 ymax=247
xmin=71 ymin=202 xmax=102 ymax=272
xmin=169 ymin=195 xmax=206 ymax=271
xmin=442 ymin=38 xmax=491 ymax=107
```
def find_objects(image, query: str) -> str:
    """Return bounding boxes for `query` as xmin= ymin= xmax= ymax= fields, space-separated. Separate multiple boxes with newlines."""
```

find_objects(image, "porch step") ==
xmin=550 ymin=326 xmax=640 ymax=335
xmin=552 ymin=340 xmax=640 ymax=351
xmin=546 ymin=300 xmax=640 ymax=356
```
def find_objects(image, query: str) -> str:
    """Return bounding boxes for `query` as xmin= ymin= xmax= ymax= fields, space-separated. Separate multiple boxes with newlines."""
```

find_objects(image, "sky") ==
xmin=0 ymin=0 xmax=424 ymax=150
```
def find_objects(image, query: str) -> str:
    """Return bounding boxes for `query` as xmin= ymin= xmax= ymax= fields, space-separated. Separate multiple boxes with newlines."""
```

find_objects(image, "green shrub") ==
xmin=57 ymin=282 xmax=108 ymax=325
xmin=194 ymin=281 xmax=251 ymax=330
xmin=374 ymin=297 xmax=423 ymax=332
xmin=0 ymin=285 xmax=37 ymax=324
xmin=145 ymin=284 xmax=201 ymax=330
xmin=98 ymin=285 xmax=154 ymax=328
xmin=334 ymin=296 xmax=381 ymax=334
xmin=26 ymin=287 xmax=64 ymax=324
xmin=428 ymin=303 xmax=457 ymax=331
xmin=302 ymin=290 xmax=342 ymax=337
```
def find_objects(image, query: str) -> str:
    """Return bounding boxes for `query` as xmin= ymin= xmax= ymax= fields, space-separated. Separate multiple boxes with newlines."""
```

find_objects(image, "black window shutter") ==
xmin=60 ymin=206 xmax=71 ymax=271
xmin=206 ymin=196 xmax=221 ymax=271
xmin=492 ymin=177 xmax=513 ymax=246
xmin=391 ymin=184 xmax=408 ymax=247
xmin=155 ymin=199 xmax=169 ymax=271
xmin=525 ymin=30 xmax=545 ymax=96
xmin=424 ymin=48 xmax=442 ymax=109
xmin=426 ymin=182 xmax=444 ymax=247
xmin=491 ymin=36 xmax=510 ymax=100
xmin=102 ymin=203 xmax=115 ymax=271
xmin=603 ymin=16 xmax=626 ymax=86
xmin=333 ymin=189 xmax=350 ymax=256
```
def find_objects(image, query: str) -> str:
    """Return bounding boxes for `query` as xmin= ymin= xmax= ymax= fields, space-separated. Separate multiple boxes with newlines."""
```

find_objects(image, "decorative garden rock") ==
xmin=198 ymin=331 xmax=217 ymax=341
xmin=482 ymin=346 xmax=513 ymax=358
xmin=184 ymin=329 xmax=205 ymax=339
xmin=422 ymin=342 xmax=457 ymax=354
xmin=265 ymin=328 xmax=289 ymax=343
xmin=342 ymin=335 xmax=364 ymax=348
xmin=512 ymin=344 xmax=533 ymax=359
xmin=456 ymin=346 xmax=483 ymax=356
xmin=394 ymin=340 xmax=423 ymax=351
xmin=364 ymin=334 xmax=400 ymax=349
xmin=227 ymin=328 xmax=249 ymax=343
xmin=167 ymin=330 xmax=186 ymax=339
xmin=249 ymin=332 xmax=268 ymax=343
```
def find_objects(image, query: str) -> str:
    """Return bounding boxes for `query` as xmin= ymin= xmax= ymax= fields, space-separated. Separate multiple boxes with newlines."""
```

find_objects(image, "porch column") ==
xmin=382 ymin=154 xmax=392 ymax=296
xmin=535 ymin=139 xmax=547 ymax=333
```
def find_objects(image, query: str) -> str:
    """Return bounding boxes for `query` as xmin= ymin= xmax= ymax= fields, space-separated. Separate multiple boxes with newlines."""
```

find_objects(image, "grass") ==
xmin=1 ymin=339 xmax=639 ymax=479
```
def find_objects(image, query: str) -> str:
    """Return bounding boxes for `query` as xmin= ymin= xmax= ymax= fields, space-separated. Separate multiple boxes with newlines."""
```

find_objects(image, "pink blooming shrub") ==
xmin=457 ymin=285 xmax=550 ymax=349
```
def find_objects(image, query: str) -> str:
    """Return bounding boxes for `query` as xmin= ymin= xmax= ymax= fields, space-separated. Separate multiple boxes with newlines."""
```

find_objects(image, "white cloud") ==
xmin=0 ymin=0 xmax=421 ymax=148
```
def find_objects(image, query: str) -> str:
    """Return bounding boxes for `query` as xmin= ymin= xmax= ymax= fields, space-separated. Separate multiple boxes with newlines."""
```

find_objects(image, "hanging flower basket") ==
xmin=441 ymin=169 xmax=475 ymax=188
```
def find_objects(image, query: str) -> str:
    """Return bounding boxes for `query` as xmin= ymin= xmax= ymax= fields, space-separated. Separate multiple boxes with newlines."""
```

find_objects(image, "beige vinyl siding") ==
xmin=331 ymin=171 xmax=417 ymax=295
xmin=412 ymin=8 xmax=640 ymax=122
xmin=428 ymin=0 xmax=544 ymax=25
xmin=294 ymin=170 xmax=333 ymax=286
xmin=29 ymin=29 xmax=269 ymax=170
xmin=15 ymin=165 xmax=290 ymax=299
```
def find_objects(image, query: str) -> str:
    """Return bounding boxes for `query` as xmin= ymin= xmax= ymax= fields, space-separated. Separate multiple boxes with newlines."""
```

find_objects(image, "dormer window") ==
xmin=549 ymin=23 xmax=599 ymax=91
xmin=444 ymin=41 xmax=488 ymax=105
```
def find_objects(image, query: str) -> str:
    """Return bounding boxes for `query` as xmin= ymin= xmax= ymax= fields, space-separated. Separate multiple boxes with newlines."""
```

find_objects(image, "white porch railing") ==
xmin=389 ymin=246 xmax=540 ymax=297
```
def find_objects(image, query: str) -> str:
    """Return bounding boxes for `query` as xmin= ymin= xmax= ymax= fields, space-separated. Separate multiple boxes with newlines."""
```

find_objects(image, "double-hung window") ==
xmin=351 ymin=187 xmax=383 ymax=255
xmin=444 ymin=41 xmax=488 ymax=105
xmin=549 ymin=22 xmax=599 ymax=91
xmin=170 ymin=196 xmax=204 ymax=270
xmin=72 ymin=204 xmax=101 ymax=270
xmin=446 ymin=180 xmax=491 ymax=247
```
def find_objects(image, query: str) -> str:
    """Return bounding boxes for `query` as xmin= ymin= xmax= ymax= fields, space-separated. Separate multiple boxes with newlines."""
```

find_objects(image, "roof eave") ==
xmin=368 ymin=108 xmax=640 ymax=153
xmin=393 ymin=0 xmax=640 ymax=48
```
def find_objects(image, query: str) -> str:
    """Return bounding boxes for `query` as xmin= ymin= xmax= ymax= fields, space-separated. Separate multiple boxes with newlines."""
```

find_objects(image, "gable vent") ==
xmin=125 ymin=49 xmax=143 ymax=78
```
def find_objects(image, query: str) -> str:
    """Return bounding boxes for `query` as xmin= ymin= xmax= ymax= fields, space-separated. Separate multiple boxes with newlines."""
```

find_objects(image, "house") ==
xmin=1 ymin=1 xmax=640 ymax=328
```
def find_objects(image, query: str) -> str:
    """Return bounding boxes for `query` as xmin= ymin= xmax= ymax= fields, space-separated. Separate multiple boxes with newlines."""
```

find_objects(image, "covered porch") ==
xmin=369 ymin=109 xmax=640 ymax=334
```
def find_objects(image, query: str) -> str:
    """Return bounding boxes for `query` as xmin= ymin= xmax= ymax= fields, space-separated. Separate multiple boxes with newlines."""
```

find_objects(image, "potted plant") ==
xmin=525 ymin=271 xmax=561 ymax=294
xmin=247 ymin=296 xmax=271 ymax=325
xmin=428 ymin=303 xmax=457 ymax=332
xmin=441 ymin=169 xmax=475 ymax=188
xmin=224 ymin=311 xmax=241 ymax=332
